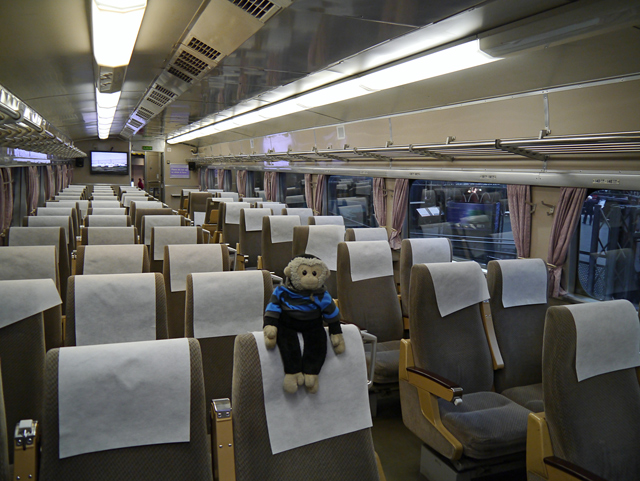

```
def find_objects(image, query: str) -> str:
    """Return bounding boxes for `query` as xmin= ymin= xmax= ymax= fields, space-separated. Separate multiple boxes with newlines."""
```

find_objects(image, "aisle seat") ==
xmin=35 ymin=207 xmax=79 ymax=246
xmin=81 ymin=226 xmax=138 ymax=245
xmin=309 ymin=215 xmax=344 ymax=226
xmin=150 ymin=226 xmax=203 ymax=273
xmin=129 ymin=200 xmax=164 ymax=224
xmin=238 ymin=208 xmax=272 ymax=269
xmin=134 ymin=207 xmax=174 ymax=237
xmin=76 ymin=245 xmax=150 ymax=275
xmin=87 ymin=207 xmax=127 ymax=216
xmin=345 ymin=227 xmax=388 ymax=242
xmin=141 ymin=214 xmax=186 ymax=245
xmin=84 ymin=214 xmax=131 ymax=227
xmin=90 ymin=200 xmax=121 ymax=209
xmin=283 ymin=207 xmax=313 ymax=225
xmin=219 ymin=202 xmax=250 ymax=249
xmin=260 ymin=216 xmax=300 ymax=278
xmin=26 ymin=215 xmax=75 ymax=257
xmin=257 ymin=202 xmax=286 ymax=215
xmin=189 ymin=192 xmax=213 ymax=224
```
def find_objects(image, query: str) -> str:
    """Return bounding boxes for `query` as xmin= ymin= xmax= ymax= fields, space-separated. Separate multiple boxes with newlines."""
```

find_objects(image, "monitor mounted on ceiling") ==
xmin=89 ymin=151 xmax=129 ymax=175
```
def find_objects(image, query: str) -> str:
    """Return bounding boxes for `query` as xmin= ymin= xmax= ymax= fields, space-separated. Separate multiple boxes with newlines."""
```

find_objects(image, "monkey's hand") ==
xmin=264 ymin=325 xmax=278 ymax=349
xmin=331 ymin=333 xmax=345 ymax=355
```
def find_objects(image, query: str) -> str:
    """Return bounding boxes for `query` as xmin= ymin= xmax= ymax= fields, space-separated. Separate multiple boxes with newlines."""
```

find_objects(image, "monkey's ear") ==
xmin=323 ymin=268 xmax=331 ymax=281
xmin=284 ymin=265 xmax=291 ymax=277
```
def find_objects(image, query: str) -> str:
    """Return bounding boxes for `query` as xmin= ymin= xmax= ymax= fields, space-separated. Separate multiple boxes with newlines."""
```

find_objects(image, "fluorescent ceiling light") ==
xmin=96 ymin=89 xmax=122 ymax=109
xmin=167 ymin=39 xmax=500 ymax=145
xmin=92 ymin=0 xmax=147 ymax=68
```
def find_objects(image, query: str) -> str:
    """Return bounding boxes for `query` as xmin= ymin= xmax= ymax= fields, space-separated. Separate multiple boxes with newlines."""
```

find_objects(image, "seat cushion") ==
xmin=501 ymin=383 xmax=543 ymax=413
xmin=439 ymin=391 xmax=529 ymax=459
xmin=365 ymin=340 xmax=400 ymax=384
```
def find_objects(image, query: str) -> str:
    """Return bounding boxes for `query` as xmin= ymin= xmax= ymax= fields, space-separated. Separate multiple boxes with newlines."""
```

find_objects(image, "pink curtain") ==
xmin=304 ymin=174 xmax=313 ymax=209
xmin=44 ymin=165 xmax=55 ymax=200
xmin=264 ymin=171 xmax=278 ymax=201
xmin=217 ymin=169 xmax=225 ymax=190
xmin=1 ymin=168 xmax=13 ymax=236
xmin=198 ymin=167 xmax=206 ymax=190
xmin=55 ymin=165 xmax=63 ymax=194
xmin=507 ymin=184 xmax=532 ymax=258
xmin=373 ymin=178 xmax=387 ymax=228
xmin=26 ymin=166 xmax=40 ymax=215
xmin=237 ymin=170 xmax=247 ymax=197
xmin=61 ymin=165 xmax=68 ymax=189
xmin=67 ymin=165 xmax=73 ymax=186
xmin=313 ymin=174 xmax=326 ymax=215
xmin=547 ymin=187 xmax=587 ymax=297
xmin=389 ymin=178 xmax=409 ymax=249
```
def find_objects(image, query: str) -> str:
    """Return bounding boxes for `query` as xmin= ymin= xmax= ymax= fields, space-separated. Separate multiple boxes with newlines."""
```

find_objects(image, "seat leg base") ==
xmin=420 ymin=445 xmax=524 ymax=481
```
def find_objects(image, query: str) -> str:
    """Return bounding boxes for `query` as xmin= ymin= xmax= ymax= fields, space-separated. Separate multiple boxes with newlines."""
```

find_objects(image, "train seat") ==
xmin=141 ymin=214 xmax=185 ymax=245
xmin=65 ymin=272 xmax=168 ymax=346
xmin=163 ymin=243 xmax=230 ymax=338
xmin=283 ymin=207 xmax=313 ymax=225
xmin=231 ymin=324 xmax=381 ymax=481
xmin=399 ymin=238 xmax=452 ymax=320
xmin=25 ymin=215 xmax=75 ymax=258
xmin=309 ymin=215 xmax=344 ymax=225
xmin=91 ymin=194 xmax=118 ymax=200
xmin=292 ymin=224 xmax=345 ymax=299
xmin=39 ymin=338 xmax=212 ymax=481
xmin=179 ymin=188 xmax=201 ymax=211
xmin=238 ymin=208 xmax=272 ymax=269
xmin=345 ymin=227 xmax=388 ymax=242
xmin=90 ymin=200 xmax=121 ymax=209
xmin=256 ymin=201 xmax=286 ymax=215
xmin=188 ymin=191 xmax=213 ymax=224
xmin=185 ymin=270 xmax=271 ymax=416
xmin=129 ymin=200 xmax=164 ymax=224
xmin=284 ymin=194 xmax=305 ymax=207
xmin=527 ymin=300 xmax=640 ymax=481
xmin=54 ymin=194 xmax=82 ymax=201
xmin=84 ymin=214 xmax=131 ymax=227
xmin=260 ymin=215 xmax=300 ymax=279
xmin=8 ymin=226 xmax=70 ymax=318
xmin=46 ymin=200 xmax=89 ymax=223
xmin=76 ymin=245 xmax=150 ymax=275
xmin=487 ymin=258 xmax=548 ymax=412
xmin=204 ymin=197 xmax=234 ymax=231
xmin=121 ymin=192 xmax=149 ymax=207
xmin=34 ymin=206 xmax=79 ymax=243
xmin=81 ymin=226 xmax=138 ymax=246
xmin=219 ymin=202 xmax=250 ymax=249
xmin=0 ymin=278 xmax=59 ymax=463
xmin=239 ymin=196 xmax=262 ymax=204
xmin=87 ymin=207 xmax=127 ymax=216
xmin=217 ymin=191 xmax=239 ymax=202
xmin=133 ymin=207 xmax=173 ymax=236
xmin=150 ymin=226 xmax=203 ymax=273
xmin=400 ymin=262 xmax=530 ymax=479
xmin=337 ymin=240 xmax=403 ymax=387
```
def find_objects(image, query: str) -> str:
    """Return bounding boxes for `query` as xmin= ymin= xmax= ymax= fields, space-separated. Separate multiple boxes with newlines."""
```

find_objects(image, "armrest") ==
xmin=544 ymin=457 xmax=608 ymax=481
xmin=211 ymin=399 xmax=236 ymax=481
xmin=14 ymin=419 xmax=39 ymax=481
xmin=406 ymin=367 xmax=463 ymax=404
xmin=527 ymin=412 xmax=553 ymax=479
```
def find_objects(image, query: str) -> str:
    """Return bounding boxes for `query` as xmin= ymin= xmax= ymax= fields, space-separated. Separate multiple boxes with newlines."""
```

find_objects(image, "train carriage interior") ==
xmin=1 ymin=0 xmax=640 ymax=480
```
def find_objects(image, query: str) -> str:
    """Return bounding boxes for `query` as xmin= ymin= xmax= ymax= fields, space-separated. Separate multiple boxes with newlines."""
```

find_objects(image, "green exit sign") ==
xmin=142 ymin=145 xmax=153 ymax=151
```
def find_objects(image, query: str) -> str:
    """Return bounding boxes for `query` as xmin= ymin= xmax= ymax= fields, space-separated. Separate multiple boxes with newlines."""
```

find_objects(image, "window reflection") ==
xmin=327 ymin=176 xmax=376 ymax=228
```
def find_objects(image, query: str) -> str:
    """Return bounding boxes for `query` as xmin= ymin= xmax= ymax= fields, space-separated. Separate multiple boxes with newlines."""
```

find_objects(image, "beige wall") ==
xmin=164 ymin=143 xmax=199 ymax=211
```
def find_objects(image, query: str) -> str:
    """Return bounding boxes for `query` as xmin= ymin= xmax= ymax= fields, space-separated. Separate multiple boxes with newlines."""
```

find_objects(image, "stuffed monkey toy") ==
xmin=264 ymin=254 xmax=345 ymax=393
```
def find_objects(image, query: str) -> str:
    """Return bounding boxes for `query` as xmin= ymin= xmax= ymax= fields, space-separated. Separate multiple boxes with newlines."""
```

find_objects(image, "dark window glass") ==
xmin=284 ymin=173 xmax=307 ymax=208
xmin=327 ymin=176 xmax=377 ymax=228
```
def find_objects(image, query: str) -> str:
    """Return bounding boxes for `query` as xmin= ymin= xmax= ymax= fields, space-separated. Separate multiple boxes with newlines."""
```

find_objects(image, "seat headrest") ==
xmin=285 ymin=208 xmax=313 ymax=225
xmin=27 ymin=216 xmax=70 ymax=245
xmin=190 ymin=270 xmax=265 ymax=338
xmin=86 ymin=215 xmax=128 ymax=227
xmin=152 ymin=226 xmax=198 ymax=261
xmin=560 ymin=300 xmax=640 ymax=381
xmin=407 ymin=238 xmax=452 ymax=265
xmin=57 ymin=338 xmax=191 ymax=459
xmin=351 ymin=227 xmax=387 ymax=241
xmin=83 ymin=245 xmax=146 ymax=275
xmin=90 ymin=201 xmax=121 ymax=208
xmin=312 ymin=216 xmax=344 ymax=226
xmin=0 ymin=245 xmax=58 ymax=284
xmin=90 ymin=208 xmax=126 ymax=216
xmin=345 ymin=240 xmax=393 ymax=282
xmin=304 ymin=225 xmax=346 ymax=271
xmin=495 ymin=258 xmax=547 ymax=308
xmin=224 ymin=202 xmax=251 ymax=225
xmin=258 ymin=202 xmax=286 ymax=214
xmin=424 ymin=262 xmax=489 ymax=317
xmin=8 ymin=226 xmax=62 ymax=251
xmin=167 ymin=244 xmax=226 ymax=292
xmin=0 ymin=278 xmax=61 ymax=328
xmin=220 ymin=192 xmax=239 ymax=201
xmin=87 ymin=226 xmax=136 ymax=245
xmin=143 ymin=215 xmax=182 ymax=245
xmin=268 ymin=215 xmax=301 ymax=243
xmin=36 ymin=207 xmax=74 ymax=217
xmin=243 ymin=208 xmax=272 ymax=232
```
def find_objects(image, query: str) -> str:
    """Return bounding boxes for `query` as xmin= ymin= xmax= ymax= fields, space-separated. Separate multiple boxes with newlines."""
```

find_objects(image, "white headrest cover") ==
xmin=241 ymin=197 xmax=262 ymax=203
xmin=285 ymin=208 xmax=313 ymax=225
xmin=91 ymin=201 xmax=121 ymax=208
xmin=269 ymin=215 xmax=300 ymax=243
xmin=83 ymin=245 xmax=146 ymax=275
xmin=0 ymin=245 xmax=57 ymax=284
xmin=220 ymin=192 xmax=239 ymax=201
xmin=73 ymin=273 xmax=157 ymax=346
xmin=87 ymin=227 xmax=136 ymax=245
xmin=496 ymin=258 xmax=547 ymax=308
xmin=167 ymin=244 xmax=225 ymax=292
xmin=243 ymin=208 xmax=272 ymax=232
xmin=0 ymin=278 xmax=61 ymax=329
xmin=409 ymin=238 xmax=452 ymax=265
xmin=258 ymin=202 xmax=285 ymax=214
xmin=305 ymin=225 xmax=346 ymax=271
xmin=313 ymin=216 xmax=344 ymax=226
xmin=224 ymin=202 xmax=250 ymax=225
xmin=90 ymin=208 xmax=126 ymax=216
xmin=352 ymin=227 xmax=387 ymax=241
xmin=37 ymin=207 xmax=74 ymax=217
xmin=143 ymin=215 xmax=182 ymax=245
xmin=191 ymin=270 xmax=264 ymax=338
xmin=130 ymin=200 xmax=163 ymax=210
xmin=152 ymin=226 xmax=198 ymax=261
xmin=426 ymin=262 xmax=489 ymax=317
xmin=345 ymin=240 xmax=393 ymax=282
xmin=27 ymin=216 xmax=70 ymax=245
xmin=86 ymin=215 xmax=128 ymax=227
xmin=9 ymin=227 xmax=61 ymax=252
xmin=566 ymin=300 xmax=640 ymax=382
xmin=57 ymin=338 xmax=190 ymax=459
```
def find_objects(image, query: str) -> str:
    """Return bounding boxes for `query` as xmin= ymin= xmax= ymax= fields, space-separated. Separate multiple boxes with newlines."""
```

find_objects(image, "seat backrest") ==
xmin=76 ymin=244 xmax=150 ymax=275
xmin=284 ymin=207 xmax=313 ymax=225
xmin=344 ymin=227 xmax=387 ymax=242
xmin=84 ymin=214 xmax=131 ymax=227
xmin=26 ymin=215 xmax=75 ymax=252
xmin=90 ymin=200 xmax=121 ymax=209
xmin=257 ymin=202 xmax=286 ymax=215
xmin=409 ymin=262 xmax=493 ymax=393
xmin=240 ymin=196 xmax=262 ymax=204
xmin=261 ymin=215 xmax=300 ymax=278
xmin=46 ymin=200 xmax=88 ymax=223
xmin=336 ymin=240 xmax=402 ymax=342
xmin=81 ymin=226 xmax=138 ymax=245
xmin=292 ymin=225 xmax=345 ymax=298
xmin=39 ymin=338 xmax=212 ymax=481
xmin=309 ymin=215 xmax=344 ymax=226
xmin=399 ymin=238 xmax=452 ymax=317
xmin=150 ymin=226 xmax=203 ymax=272
xmin=163 ymin=243 xmax=230 ymax=338
xmin=232 ymin=331 xmax=379 ymax=481
xmin=0 ymin=279 xmax=59 ymax=463
xmin=239 ymin=208 xmax=272 ymax=268
xmin=180 ymin=188 xmax=201 ymax=210
xmin=130 ymin=200 xmax=164 ymax=224
xmin=66 ymin=272 xmax=167 ymax=346
xmin=134 ymin=207 xmax=174 ymax=236
xmin=188 ymin=192 xmax=212 ymax=220
xmin=219 ymin=202 xmax=250 ymax=248
xmin=543 ymin=301 xmax=640 ymax=480
xmin=88 ymin=207 xmax=127 ymax=216
xmin=204 ymin=197 xmax=233 ymax=227
xmin=141 ymin=214 xmax=184 ymax=245
xmin=487 ymin=258 xmax=548 ymax=393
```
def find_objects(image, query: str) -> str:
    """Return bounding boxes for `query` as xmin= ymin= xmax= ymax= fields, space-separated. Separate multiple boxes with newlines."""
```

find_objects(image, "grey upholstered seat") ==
xmin=261 ymin=216 xmax=300 ymax=278
xmin=538 ymin=301 xmax=640 ymax=481
xmin=84 ymin=214 xmax=132 ymax=227
xmin=219 ymin=202 xmax=250 ymax=249
xmin=232 ymin=333 xmax=380 ymax=481
xmin=188 ymin=192 xmax=212 ymax=222
xmin=487 ymin=258 xmax=548 ymax=412
xmin=39 ymin=338 xmax=212 ymax=481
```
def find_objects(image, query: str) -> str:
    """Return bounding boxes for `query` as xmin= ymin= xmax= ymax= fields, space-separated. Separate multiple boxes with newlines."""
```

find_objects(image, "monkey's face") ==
xmin=296 ymin=262 xmax=324 ymax=290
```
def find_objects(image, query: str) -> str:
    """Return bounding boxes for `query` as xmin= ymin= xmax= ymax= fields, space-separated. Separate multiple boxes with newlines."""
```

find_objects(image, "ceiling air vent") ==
xmin=129 ymin=118 xmax=143 ymax=128
xmin=167 ymin=66 xmax=193 ymax=83
xmin=173 ymin=50 xmax=209 ymax=77
xmin=122 ymin=126 xmax=135 ymax=136
xmin=136 ymin=107 xmax=154 ymax=120
xmin=147 ymin=89 xmax=174 ymax=108
xmin=186 ymin=37 xmax=222 ymax=61
xmin=229 ymin=0 xmax=277 ymax=20
xmin=153 ymin=84 xmax=176 ymax=99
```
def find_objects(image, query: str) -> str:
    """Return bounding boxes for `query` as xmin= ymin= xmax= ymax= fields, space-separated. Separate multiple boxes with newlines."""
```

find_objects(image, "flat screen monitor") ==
xmin=90 ymin=151 xmax=129 ymax=175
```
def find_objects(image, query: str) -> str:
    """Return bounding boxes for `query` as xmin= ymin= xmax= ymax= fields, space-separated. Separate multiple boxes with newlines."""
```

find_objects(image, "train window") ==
xmin=408 ymin=180 xmax=515 ymax=265
xmin=282 ymin=173 xmax=307 ymax=208
xmin=326 ymin=176 xmax=377 ymax=228
xmin=250 ymin=171 xmax=264 ymax=198
xmin=575 ymin=190 xmax=640 ymax=306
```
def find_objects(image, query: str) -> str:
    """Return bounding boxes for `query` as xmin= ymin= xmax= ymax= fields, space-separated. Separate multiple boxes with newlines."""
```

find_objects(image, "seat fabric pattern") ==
xmin=0 ymin=370 xmax=10 ymax=481
xmin=500 ymin=383 xmax=543 ymax=413
xmin=543 ymin=306 xmax=640 ymax=481
xmin=232 ymin=334 xmax=379 ymax=481
xmin=39 ymin=339 xmax=212 ymax=481
xmin=365 ymin=340 xmax=401 ymax=384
